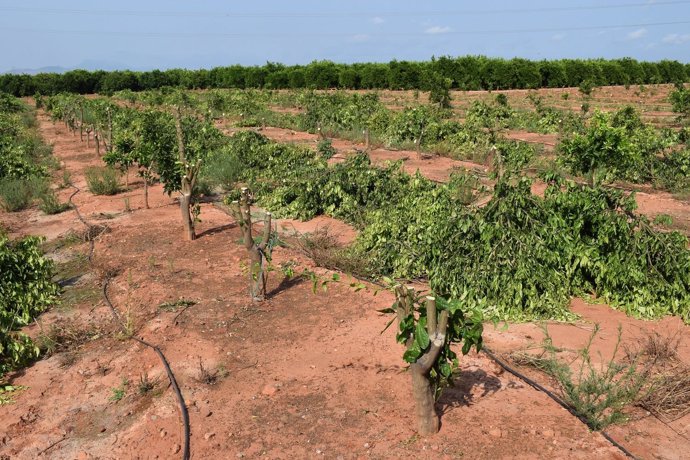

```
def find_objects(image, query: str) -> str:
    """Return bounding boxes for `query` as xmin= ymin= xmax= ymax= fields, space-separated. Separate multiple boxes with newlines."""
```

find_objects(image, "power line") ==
xmin=0 ymin=1 xmax=689 ymax=18
xmin=2 ymin=20 xmax=690 ymax=39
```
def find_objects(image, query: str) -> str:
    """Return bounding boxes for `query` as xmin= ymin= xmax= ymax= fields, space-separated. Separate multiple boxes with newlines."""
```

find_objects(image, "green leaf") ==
xmin=415 ymin=317 xmax=430 ymax=350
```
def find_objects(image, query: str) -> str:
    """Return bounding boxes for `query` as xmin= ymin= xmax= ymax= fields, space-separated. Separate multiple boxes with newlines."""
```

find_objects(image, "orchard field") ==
xmin=2 ymin=78 xmax=690 ymax=459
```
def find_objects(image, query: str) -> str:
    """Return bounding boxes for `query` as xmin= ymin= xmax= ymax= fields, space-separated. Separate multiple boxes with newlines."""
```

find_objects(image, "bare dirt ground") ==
xmin=1 ymin=111 xmax=690 ymax=459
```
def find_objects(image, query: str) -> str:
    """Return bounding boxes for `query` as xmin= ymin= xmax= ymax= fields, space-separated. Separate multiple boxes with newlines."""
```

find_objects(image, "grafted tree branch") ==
xmin=231 ymin=188 xmax=272 ymax=301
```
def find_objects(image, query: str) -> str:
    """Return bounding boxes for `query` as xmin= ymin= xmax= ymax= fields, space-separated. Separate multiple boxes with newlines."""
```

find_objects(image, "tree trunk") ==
xmin=179 ymin=192 xmax=195 ymax=241
xmin=175 ymin=107 xmax=201 ymax=242
xmin=143 ymin=177 xmax=150 ymax=210
xmin=395 ymin=294 xmax=448 ymax=436
xmin=411 ymin=363 xmax=440 ymax=435
xmin=95 ymin=133 xmax=100 ymax=156
xmin=248 ymin=245 xmax=266 ymax=301
xmin=107 ymin=107 xmax=113 ymax=152
xmin=233 ymin=188 xmax=272 ymax=301
xmin=364 ymin=128 xmax=370 ymax=151
xmin=415 ymin=127 xmax=425 ymax=160
xmin=79 ymin=107 xmax=84 ymax=141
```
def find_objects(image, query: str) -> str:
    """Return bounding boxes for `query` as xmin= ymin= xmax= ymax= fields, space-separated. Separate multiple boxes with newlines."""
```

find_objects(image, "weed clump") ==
xmin=85 ymin=166 xmax=120 ymax=195
xmin=512 ymin=325 xmax=649 ymax=430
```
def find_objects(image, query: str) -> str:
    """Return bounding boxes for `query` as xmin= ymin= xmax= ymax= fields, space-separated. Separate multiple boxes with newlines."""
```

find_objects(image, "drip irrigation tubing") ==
xmin=67 ymin=185 xmax=191 ymax=460
xmin=481 ymin=346 xmax=638 ymax=459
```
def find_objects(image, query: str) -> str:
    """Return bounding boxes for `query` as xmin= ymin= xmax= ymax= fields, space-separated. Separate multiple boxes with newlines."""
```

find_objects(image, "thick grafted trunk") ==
xmin=233 ymin=188 xmax=272 ymax=301
xmin=94 ymin=133 xmax=100 ymax=156
xmin=248 ymin=244 xmax=266 ymax=301
xmin=175 ymin=107 xmax=201 ymax=242
xmin=395 ymin=292 xmax=449 ymax=436
xmin=179 ymin=192 xmax=195 ymax=241
xmin=364 ymin=128 xmax=370 ymax=151
xmin=411 ymin=364 xmax=440 ymax=435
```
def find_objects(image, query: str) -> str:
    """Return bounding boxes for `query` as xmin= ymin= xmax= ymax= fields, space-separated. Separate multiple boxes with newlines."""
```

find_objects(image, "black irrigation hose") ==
xmin=102 ymin=278 xmax=191 ymax=460
xmin=481 ymin=346 xmax=638 ymax=460
xmin=67 ymin=185 xmax=191 ymax=460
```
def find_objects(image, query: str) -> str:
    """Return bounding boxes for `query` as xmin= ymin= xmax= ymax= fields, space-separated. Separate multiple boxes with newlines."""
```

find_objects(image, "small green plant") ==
xmin=561 ymin=92 xmax=570 ymax=100
xmin=137 ymin=372 xmax=158 ymax=395
xmin=84 ymin=166 xmax=120 ymax=195
xmin=513 ymin=324 xmax=649 ymax=430
xmin=109 ymin=377 xmax=129 ymax=402
xmin=60 ymin=170 xmax=72 ymax=188
xmin=38 ymin=187 xmax=69 ymax=215
xmin=116 ymin=308 xmax=135 ymax=340
xmin=426 ymin=72 xmax=452 ymax=108
xmin=495 ymin=93 xmax=509 ymax=107
xmin=317 ymin=138 xmax=337 ymax=159
xmin=578 ymin=80 xmax=594 ymax=97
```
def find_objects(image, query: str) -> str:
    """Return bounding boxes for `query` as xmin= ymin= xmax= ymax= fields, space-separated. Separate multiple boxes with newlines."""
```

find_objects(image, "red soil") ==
xmin=1 ymin=111 xmax=689 ymax=459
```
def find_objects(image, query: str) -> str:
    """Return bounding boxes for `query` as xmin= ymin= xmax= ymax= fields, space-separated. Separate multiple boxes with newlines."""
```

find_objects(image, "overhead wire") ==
xmin=0 ymin=1 xmax=689 ymax=18
xmin=2 ymin=20 xmax=690 ymax=39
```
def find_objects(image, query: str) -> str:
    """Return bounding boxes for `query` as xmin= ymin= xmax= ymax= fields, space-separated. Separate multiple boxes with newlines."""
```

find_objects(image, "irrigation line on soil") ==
xmin=102 ymin=277 xmax=191 ymax=460
xmin=67 ymin=185 xmax=191 ymax=460
xmin=481 ymin=346 xmax=638 ymax=460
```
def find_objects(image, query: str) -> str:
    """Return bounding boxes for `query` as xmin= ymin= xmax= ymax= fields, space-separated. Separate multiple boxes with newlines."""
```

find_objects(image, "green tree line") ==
xmin=1 ymin=56 xmax=689 ymax=96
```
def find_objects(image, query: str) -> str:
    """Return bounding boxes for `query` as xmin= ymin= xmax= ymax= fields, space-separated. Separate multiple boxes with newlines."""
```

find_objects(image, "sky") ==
xmin=1 ymin=0 xmax=689 ymax=73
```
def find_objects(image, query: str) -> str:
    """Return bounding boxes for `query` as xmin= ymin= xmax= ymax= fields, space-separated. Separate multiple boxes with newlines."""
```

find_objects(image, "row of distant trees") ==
xmin=1 ymin=56 xmax=688 ymax=96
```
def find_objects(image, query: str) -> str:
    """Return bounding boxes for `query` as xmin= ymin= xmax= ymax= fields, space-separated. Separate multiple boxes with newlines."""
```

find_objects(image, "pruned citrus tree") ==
xmin=230 ymin=187 xmax=274 ymax=301
xmin=381 ymin=285 xmax=483 ymax=435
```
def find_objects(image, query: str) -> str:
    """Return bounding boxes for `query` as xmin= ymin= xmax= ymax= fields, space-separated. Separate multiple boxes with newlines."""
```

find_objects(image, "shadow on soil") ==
xmin=196 ymin=222 xmax=237 ymax=239
xmin=437 ymin=368 xmax=502 ymax=415
xmin=267 ymin=276 xmax=306 ymax=298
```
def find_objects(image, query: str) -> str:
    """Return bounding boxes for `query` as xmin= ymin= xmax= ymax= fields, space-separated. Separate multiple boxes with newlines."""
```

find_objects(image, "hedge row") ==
xmin=1 ymin=56 xmax=688 ymax=96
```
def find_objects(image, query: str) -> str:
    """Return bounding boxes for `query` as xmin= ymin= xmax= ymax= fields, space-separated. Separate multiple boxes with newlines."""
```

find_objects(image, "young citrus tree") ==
xmin=381 ymin=285 xmax=483 ymax=435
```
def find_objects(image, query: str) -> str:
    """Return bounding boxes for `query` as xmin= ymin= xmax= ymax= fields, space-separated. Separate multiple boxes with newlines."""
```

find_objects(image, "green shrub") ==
xmin=38 ymin=188 xmax=69 ymax=215
xmin=317 ymin=138 xmax=337 ymax=159
xmin=85 ymin=167 xmax=120 ymax=195
xmin=1 ymin=234 xmax=59 ymax=379
xmin=0 ymin=177 xmax=44 ymax=212
xmin=669 ymin=84 xmax=690 ymax=121
xmin=558 ymin=108 xmax=674 ymax=184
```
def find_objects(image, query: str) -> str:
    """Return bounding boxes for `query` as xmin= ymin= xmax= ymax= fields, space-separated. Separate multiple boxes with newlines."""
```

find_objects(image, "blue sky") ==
xmin=1 ymin=0 xmax=689 ymax=72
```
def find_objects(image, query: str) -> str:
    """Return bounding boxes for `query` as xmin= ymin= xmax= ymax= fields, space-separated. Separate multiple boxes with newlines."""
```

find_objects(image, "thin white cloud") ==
xmin=371 ymin=17 xmax=385 ymax=25
xmin=626 ymin=28 xmax=647 ymax=40
xmin=351 ymin=34 xmax=370 ymax=43
xmin=662 ymin=33 xmax=690 ymax=44
xmin=551 ymin=33 xmax=565 ymax=41
xmin=425 ymin=25 xmax=452 ymax=35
